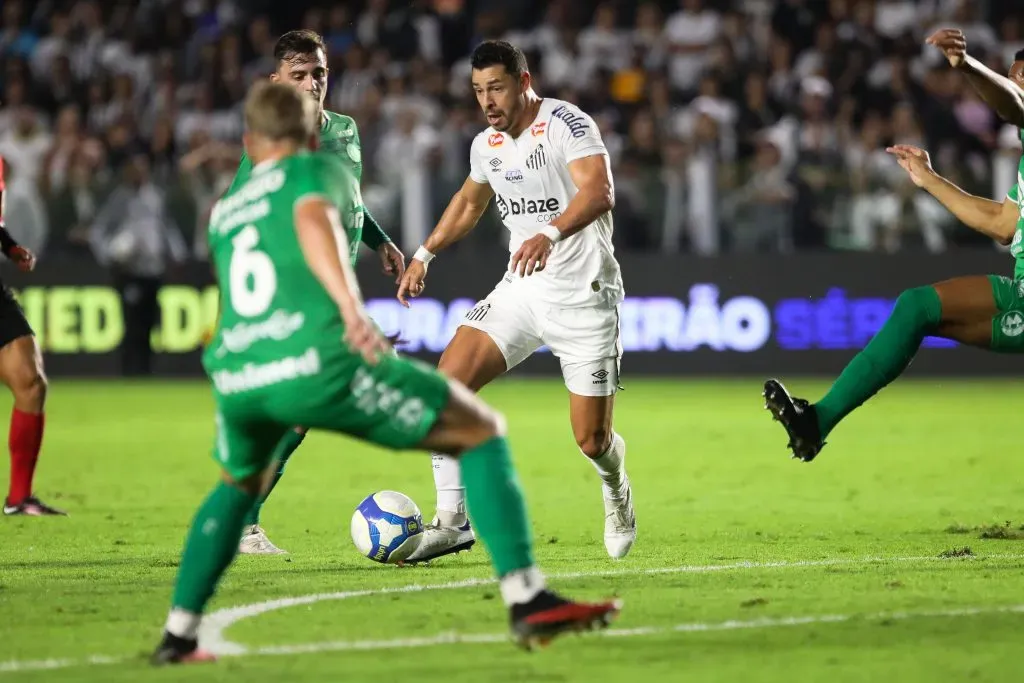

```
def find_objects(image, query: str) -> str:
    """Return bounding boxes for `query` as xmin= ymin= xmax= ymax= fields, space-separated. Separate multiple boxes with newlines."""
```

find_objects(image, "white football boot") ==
xmin=238 ymin=524 xmax=288 ymax=555
xmin=403 ymin=514 xmax=475 ymax=564
xmin=602 ymin=450 xmax=636 ymax=559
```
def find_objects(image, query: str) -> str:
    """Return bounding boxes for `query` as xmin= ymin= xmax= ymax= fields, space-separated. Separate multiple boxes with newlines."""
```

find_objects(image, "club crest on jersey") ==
xmin=531 ymin=121 xmax=546 ymax=137
xmin=1001 ymin=311 xmax=1024 ymax=337
xmin=488 ymin=133 xmax=505 ymax=147
xmin=504 ymin=168 xmax=524 ymax=183
xmin=525 ymin=144 xmax=547 ymax=171
xmin=551 ymin=105 xmax=589 ymax=139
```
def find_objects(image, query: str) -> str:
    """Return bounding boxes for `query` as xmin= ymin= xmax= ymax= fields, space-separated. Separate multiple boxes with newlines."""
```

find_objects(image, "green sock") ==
xmin=171 ymin=482 xmax=257 ymax=613
xmin=815 ymin=286 xmax=941 ymax=438
xmin=243 ymin=429 xmax=306 ymax=527
xmin=459 ymin=436 xmax=535 ymax=577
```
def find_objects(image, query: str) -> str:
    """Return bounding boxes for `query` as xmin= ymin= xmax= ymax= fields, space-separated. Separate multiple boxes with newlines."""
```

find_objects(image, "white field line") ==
xmin=200 ymin=552 xmax=1024 ymax=655
xmin=2 ymin=553 xmax=1022 ymax=674
xmin=247 ymin=603 xmax=1024 ymax=657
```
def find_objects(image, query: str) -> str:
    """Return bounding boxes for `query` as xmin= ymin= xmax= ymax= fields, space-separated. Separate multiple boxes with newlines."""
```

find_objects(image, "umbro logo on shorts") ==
xmin=591 ymin=369 xmax=609 ymax=385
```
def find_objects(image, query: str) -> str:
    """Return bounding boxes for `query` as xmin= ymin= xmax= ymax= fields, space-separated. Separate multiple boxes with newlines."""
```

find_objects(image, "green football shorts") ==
xmin=987 ymin=275 xmax=1024 ymax=351
xmin=209 ymin=349 xmax=450 ymax=481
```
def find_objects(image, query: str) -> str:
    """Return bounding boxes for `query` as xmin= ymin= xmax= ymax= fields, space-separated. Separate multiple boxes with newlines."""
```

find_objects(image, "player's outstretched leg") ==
xmin=406 ymin=326 xmax=507 ymax=564
xmin=765 ymin=276 xmax=1000 ymax=461
xmin=152 ymin=421 xmax=285 ymax=665
xmin=422 ymin=377 xmax=621 ymax=648
xmin=237 ymin=427 xmax=307 ymax=555
xmin=1 ymin=335 xmax=63 ymax=516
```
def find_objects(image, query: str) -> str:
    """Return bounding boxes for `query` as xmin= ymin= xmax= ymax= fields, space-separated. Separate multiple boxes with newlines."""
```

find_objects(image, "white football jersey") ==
xmin=469 ymin=98 xmax=624 ymax=308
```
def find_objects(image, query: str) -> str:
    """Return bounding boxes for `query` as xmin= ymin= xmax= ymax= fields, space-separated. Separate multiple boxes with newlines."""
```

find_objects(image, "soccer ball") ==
xmin=350 ymin=491 xmax=424 ymax=564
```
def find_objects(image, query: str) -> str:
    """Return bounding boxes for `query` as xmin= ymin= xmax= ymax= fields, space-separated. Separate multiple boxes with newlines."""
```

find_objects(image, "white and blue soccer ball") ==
xmin=350 ymin=490 xmax=424 ymax=564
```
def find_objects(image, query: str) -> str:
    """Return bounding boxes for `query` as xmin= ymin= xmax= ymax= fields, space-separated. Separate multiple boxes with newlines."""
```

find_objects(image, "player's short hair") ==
xmin=470 ymin=40 xmax=528 ymax=78
xmin=1015 ymin=48 xmax=1024 ymax=63
xmin=244 ymin=81 xmax=317 ymax=144
xmin=274 ymin=29 xmax=327 ymax=64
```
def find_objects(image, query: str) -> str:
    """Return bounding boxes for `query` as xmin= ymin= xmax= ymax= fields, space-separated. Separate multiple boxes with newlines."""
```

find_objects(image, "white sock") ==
xmin=584 ymin=432 xmax=625 ymax=491
xmin=499 ymin=566 xmax=546 ymax=606
xmin=165 ymin=608 xmax=201 ymax=640
xmin=432 ymin=453 xmax=466 ymax=526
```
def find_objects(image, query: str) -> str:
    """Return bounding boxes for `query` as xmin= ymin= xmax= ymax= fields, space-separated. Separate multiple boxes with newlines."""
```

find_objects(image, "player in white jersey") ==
xmin=396 ymin=40 xmax=635 ymax=563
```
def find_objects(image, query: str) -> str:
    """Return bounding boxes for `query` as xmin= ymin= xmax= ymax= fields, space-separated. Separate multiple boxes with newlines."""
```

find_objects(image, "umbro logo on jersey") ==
xmin=525 ymin=144 xmax=547 ymax=170
xmin=489 ymin=157 xmax=502 ymax=172
xmin=488 ymin=133 xmax=505 ymax=147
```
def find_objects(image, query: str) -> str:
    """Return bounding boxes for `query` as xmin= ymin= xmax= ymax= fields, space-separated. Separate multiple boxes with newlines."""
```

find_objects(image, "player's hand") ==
xmin=510 ymin=234 xmax=553 ymax=277
xmin=925 ymin=28 xmax=967 ymax=69
xmin=9 ymin=246 xmax=36 ymax=272
xmin=885 ymin=144 xmax=935 ymax=187
xmin=397 ymin=259 xmax=427 ymax=308
xmin=341 ymin=306 xmax=391 ymax=365
xmin=377 ymin=242 xmax=406 ymax=284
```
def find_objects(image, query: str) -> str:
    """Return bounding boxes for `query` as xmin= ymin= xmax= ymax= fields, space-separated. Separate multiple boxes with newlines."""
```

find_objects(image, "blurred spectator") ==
xmin=0 ymin=105 xmax=53 ymax=192
xmin=726 ymin=135 xmax=795 ymax=252
xmin=665 ymin=0 xmax=721 ymax=96
xmin=88 ymin=152 xmax=187 ymax=376
xmin=376 ymin=107 xmax=440 ymax=249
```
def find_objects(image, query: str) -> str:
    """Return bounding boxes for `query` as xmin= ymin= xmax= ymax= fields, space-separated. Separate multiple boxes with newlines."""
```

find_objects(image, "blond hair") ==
xmin=243 ymin=80 xmax=317 ymax=144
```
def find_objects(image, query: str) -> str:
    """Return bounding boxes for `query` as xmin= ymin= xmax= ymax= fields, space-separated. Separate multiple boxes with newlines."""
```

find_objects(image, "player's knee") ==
xmin=895 ymin=286 xmax=942 ymax=327
xmin=12 ymin=369 xmax=46 ymax=410
xmin=220 ymin=468 xmax=265 ymax=496
xmin=576 ymin=428 xmax=611 ymax=459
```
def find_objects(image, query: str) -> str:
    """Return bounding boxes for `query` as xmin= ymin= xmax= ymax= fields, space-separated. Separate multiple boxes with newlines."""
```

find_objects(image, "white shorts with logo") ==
xmin=459 ymin=278 xmax=622 ymax=397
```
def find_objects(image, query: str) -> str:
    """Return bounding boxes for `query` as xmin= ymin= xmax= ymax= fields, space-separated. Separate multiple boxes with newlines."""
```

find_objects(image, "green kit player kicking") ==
xmin=150 ymin=81 xmax=621 ymax=666
xmin=764 ymin=35 xmax=1024 ymax=461
xmin=227 ymin=30 xmax=407 ymax=555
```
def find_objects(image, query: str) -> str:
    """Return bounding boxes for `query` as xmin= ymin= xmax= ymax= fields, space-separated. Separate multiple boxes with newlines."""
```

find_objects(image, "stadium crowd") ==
xmin=0 ymin=0 xmax=1020 ymax=261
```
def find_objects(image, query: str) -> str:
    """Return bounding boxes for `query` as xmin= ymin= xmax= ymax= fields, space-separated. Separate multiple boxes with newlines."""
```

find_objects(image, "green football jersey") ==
xmin=203 ymin=151 xmax=364 ymax=390
xmin=1005 ymin=133 xmax=1024 ymax=279
xmin=227 ymin=110 xmax=365 ymax=263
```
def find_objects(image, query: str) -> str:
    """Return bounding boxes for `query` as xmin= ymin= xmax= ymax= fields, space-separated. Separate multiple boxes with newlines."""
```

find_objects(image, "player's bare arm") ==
xmin=294 ymin=197 xmax=389 ymax=363
xmin=510 ymin=153 xmax=614 ymax=277
xmin=886 ymin=144 xmax=1016 ymax=245
xmin=396 ymin=176 xmax=494 ymax=307
xmin=927 ymin=29 xmax=1024 ymax=128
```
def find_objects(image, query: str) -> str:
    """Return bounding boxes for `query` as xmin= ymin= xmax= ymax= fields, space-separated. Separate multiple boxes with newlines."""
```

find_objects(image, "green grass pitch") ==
xmin=2 ymin=377 xmax=1024 ymax=682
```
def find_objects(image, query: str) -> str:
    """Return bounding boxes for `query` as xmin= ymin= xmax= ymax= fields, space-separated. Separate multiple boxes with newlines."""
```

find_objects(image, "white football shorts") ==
xmin=459 ymin=277 xmax=622 ymax=397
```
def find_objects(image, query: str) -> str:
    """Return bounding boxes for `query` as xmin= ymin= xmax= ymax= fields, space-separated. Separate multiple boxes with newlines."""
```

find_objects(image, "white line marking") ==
xmin=199 ymin=553 xmax=1024 ymax=655
xmin=2 ymin=553 xmax=1022 ymax=674
xmin=246 ymin=603 xmax=1024 ymax=657
xmin=7 ymin=604 xmax=1024 ymax=673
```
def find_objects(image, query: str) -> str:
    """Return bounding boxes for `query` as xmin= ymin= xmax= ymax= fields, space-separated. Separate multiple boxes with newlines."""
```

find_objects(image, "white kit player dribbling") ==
xmin=397 ymin=40 xmax=636 ymax=563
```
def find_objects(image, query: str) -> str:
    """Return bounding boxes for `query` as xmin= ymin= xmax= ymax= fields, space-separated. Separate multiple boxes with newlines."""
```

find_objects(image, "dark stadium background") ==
xmin=1 ymin=0 xmax=1019 ymax=376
